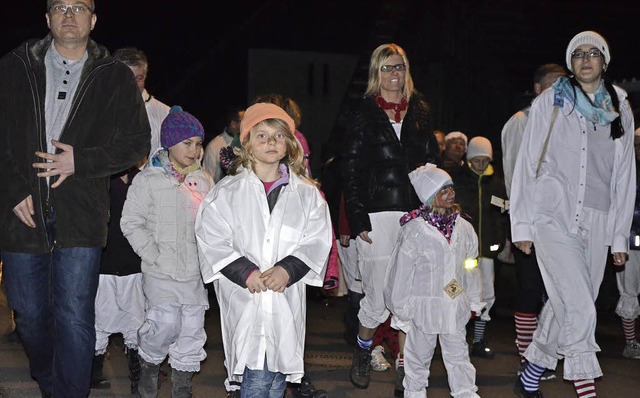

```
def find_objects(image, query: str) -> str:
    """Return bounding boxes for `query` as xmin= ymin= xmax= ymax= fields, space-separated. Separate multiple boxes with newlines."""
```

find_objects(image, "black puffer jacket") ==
xmin=0 ymin=34 xmax=151 ymax=253
xmin=340 ymin=94 xmax=438 ymax=235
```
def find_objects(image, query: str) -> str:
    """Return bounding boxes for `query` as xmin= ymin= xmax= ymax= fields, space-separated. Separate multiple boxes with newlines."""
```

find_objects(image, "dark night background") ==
xmin=3 ymin=0 xmax=640 ymax=176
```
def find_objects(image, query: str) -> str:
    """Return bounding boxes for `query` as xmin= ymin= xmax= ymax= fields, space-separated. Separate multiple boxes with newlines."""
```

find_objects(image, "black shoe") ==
xmin=393 ymin=365 xmax=405 ymax=397
xmin=350 ymin=346 xmax=371 ymax=389
xmin=292 ymin=378 xmax=329 ymax=398
xmin=226 ymin=391 xmax=240 ymax=398
xmin=513 ymin=377 xmax=543 ymax=397
xmin=91 ymin=354 xmax=111 ymax=389
xmin=471 ymin=340 xmax=495 ymax=359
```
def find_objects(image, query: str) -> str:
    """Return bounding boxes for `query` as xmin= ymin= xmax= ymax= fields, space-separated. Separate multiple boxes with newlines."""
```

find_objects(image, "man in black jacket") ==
xmin=0 ymin=1 xmax=150 ymax=397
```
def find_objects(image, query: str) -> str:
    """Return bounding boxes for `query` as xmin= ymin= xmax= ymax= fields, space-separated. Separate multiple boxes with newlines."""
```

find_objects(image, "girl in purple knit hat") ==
xmin=121 ymin=105 xmax=212 ymax=397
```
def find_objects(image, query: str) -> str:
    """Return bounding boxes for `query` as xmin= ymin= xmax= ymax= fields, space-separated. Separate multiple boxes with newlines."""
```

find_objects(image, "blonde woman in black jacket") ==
xmin=341 ymin=43 xmax=438 ymax=397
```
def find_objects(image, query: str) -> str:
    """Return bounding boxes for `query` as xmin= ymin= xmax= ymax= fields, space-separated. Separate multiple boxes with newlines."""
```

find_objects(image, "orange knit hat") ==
xmin=239 ymin=103 xmax=295 ymax=144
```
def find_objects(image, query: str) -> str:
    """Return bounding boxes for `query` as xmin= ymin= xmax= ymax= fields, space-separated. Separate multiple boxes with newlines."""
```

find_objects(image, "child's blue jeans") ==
xmin=241 ymin=356 xmax=287 ymax=398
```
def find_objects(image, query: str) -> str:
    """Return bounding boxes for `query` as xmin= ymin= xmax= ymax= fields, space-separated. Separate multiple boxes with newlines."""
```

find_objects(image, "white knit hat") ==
xmin=444 ymin=131 xmax=468 ymax=146
xmin=466 ymin=136 xmax=493 ymax=160
xmin=565 ymin=31 xmax=610 ymax=71
xmin=409 ymin=163 xmax=452 ymax=204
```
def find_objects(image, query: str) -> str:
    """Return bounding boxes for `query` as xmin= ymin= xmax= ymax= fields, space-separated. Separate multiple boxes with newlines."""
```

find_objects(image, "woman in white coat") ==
xmin=510 ymin=31 xmax=636 ymax=398
xmin=195 ymin=103 xmax=332 ymax=397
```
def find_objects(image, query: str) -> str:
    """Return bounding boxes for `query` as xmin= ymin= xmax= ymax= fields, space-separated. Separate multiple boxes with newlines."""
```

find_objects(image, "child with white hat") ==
xmin=384 ymin=163 xmax=484 ymax=398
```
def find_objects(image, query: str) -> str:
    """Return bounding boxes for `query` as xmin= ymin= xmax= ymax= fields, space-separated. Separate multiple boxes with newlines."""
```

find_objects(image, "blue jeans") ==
xmin=3 ymin=246 xmax=101 ymax=397
xmin=241 ymin=356 xmax=287 ymax=398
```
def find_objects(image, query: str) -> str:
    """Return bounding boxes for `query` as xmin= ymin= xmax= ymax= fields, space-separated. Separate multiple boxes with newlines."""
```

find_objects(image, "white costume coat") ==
xmin=195 ymin=168 xmax=332 ymax=383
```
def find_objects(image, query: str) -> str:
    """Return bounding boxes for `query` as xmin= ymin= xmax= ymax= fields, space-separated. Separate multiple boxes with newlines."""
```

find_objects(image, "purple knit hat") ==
xmin=161 ymin=105 xmax=205 ymax=149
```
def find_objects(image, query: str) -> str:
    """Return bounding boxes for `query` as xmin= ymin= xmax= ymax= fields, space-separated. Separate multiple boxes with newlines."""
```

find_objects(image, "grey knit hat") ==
xmin=409 ymin=163 xmax=453 ymax=205
xmin=565 ymin=31 xmax=610 ymax=71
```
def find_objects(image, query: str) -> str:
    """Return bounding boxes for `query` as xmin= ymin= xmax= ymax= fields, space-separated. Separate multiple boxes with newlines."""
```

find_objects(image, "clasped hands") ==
xmin=246 ymin=266 xmax=290 ymax=294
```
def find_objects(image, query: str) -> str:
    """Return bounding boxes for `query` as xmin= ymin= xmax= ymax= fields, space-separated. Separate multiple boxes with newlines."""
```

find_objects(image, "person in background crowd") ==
xmin=510 ymin=31 xmax=635 ymax=398
xmin=385 ymin=163 xmax=483 ymax=398
xmin=113 ymin=47 xmax=170 ymax=166
xmin=91 ymin=166 xmax=144 ymax=394
xmin=0 ymin=1 xmax=150 ymax=396
xmin=451 ymin=136 xmax=508 ymax=360
xmin=341 ymin=43 xmax=438 ymax=397
xmin=501 ymin=63 xmax=566 ymax=381
xmin=614 ymin=125 xmax=640 ymax=360
xmin=195 ymin=102 xmax=332 ymax=397
xmin=441 ymin=131 xmax=468 ymax=178
xmin=121 ymin=106 xmax=211 ymax=397
xmin=203 ymin=106 xmax=245 ymax=183
xmin=433 ymin=130 xmax=446 ymax=166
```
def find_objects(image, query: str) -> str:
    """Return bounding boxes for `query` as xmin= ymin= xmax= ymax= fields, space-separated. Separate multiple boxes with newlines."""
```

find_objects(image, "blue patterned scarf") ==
xmin=552 ymin=76 xmax=618 ymax=125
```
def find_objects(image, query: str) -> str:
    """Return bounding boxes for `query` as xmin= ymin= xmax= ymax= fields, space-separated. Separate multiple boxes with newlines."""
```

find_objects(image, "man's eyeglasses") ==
xmin=255 ymin=132 xmax=286 ymax=144
xmin=380 ymin=64 xmax=406 ymax=73
xmin=49 ymin=3 xmax=94 ymax=15
xmin=571 ymin=49 xmax=602 ymax=60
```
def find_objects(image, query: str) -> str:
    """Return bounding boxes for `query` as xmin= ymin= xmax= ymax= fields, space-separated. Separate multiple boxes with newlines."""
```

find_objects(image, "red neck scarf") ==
xmin=375 ymin=96 xmax=408 ymax=123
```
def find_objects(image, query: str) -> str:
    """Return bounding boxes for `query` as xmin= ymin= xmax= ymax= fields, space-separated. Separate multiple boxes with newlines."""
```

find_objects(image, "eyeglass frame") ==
xmin=254 ymin=131 xmax=287 ymax=144
xmin=380 ymin=63 xmax=406 ymax=73
xmin=48 ymin=3 xmax=94 ymax=15
xmin=570 ymin=49 xmax=603 ymax=61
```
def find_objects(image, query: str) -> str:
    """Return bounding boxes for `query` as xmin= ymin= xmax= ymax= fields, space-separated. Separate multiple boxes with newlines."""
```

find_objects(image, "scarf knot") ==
xmin=375 ymin=96 xmax=408 ymax=123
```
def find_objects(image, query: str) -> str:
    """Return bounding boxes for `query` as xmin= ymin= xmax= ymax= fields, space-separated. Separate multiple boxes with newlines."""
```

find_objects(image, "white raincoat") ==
xmin=195 ymin=167 xmax=332 ymax=383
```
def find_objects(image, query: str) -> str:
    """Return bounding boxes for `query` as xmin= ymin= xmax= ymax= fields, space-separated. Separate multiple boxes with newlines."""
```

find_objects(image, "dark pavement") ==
xmin=1 ymin=263 xmax=639 ymax=397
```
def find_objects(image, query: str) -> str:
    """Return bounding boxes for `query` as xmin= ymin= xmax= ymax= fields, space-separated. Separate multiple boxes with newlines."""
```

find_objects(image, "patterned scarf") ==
xmin=399 ymin=204 xmax=459 ymax=243
xmin=152 ymin=149 xmax=200 ymax=184
xmin=552 ymin=76 xmax=618 ymax=125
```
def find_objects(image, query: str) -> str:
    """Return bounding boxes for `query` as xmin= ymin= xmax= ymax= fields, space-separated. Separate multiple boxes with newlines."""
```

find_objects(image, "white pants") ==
xmin=338 ymin=238 xmax=361 ymax=294
xmin=94 ymin=273 xmax=145 ymax=354
xmin=478 ymin=257 xmax=495 ymax=321
xmin=615 ymin=249 xmax=640 ymax=320
xmin=357 ymin=211 xmax=403 ymax=328
xmin=525 ymin=208 xmax=608 ymax=380
xmin=138 ymin=303 xmax=207 ymax=372
xmin=403 ymin=328 xmax=479 ymax=398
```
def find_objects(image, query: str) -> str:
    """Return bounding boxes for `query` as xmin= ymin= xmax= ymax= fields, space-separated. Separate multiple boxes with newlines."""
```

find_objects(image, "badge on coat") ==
xmin=444 ymin=279 xmax=463 ymax=299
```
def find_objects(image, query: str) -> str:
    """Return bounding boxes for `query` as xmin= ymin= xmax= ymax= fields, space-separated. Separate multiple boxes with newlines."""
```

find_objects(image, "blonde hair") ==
xmin=230 ymin=118 xmax=319 ymax=188
xmin=364 ymin=43 xmax=416 ymax=100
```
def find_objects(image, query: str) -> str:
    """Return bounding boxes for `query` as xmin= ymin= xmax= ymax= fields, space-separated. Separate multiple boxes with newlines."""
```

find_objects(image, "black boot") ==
xmin=138 ymin=356 xmax=161 ymax=398
xmin=350 ymin=346 xmax=371 ymax=389
xmin=91 ymin=354 xmax=111 ymax=389
xmin=127 ymin=348 xmax=141 ymax=395
xmin=343 ymin=290 xmax=364 ymax=345
xmin=292 ymin=374 xmax=328 ymax=398
xmin=171 ymin=369 xmax=194 ymax=398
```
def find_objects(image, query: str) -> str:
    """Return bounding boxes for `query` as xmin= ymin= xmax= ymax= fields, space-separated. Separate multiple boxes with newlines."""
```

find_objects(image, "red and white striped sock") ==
xmin=395 ymin=353 xmax=404 ymax=369
xmin=514 ymin=312 xmax=537 ymax=359
xmin=574 ymin=379 xmax=596 ymax=397
xmin=622 ymin=317 xmax=636 ymax=342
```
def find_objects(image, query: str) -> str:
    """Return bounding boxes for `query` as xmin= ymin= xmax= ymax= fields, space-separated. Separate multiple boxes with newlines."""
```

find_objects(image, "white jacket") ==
xmin=121 ymin=166 xmax=212 ymax=281
xmin=195 ymin=167 xmax=332 ymax=383
xmin=510 ymin=85 xmax=635 ymax=253
xmin=384 ymin=216 xmax=483 ymax=334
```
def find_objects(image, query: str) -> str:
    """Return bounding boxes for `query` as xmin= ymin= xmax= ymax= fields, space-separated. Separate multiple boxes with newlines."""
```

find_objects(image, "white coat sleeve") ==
xmin=195 ymin=189 xmax=244 ymax=284
xmin=611 ymin=98 xmax=636 ymax=253
xmin=294 ymin=192 xmax=333 ymax=287
xmin=383 ymin=233 xmax=415 ymax=323
xmin=461 ymin=222 xmax=484 ymax=315
xmin=120 ymin=172 xmax=160 ymax=267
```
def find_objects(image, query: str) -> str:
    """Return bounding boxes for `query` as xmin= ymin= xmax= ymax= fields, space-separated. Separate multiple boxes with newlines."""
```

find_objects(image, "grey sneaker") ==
xmin=623 ymin=340 xmax=640 ymax=359
xmin=350 ymin=347 xmax=371 ymax=389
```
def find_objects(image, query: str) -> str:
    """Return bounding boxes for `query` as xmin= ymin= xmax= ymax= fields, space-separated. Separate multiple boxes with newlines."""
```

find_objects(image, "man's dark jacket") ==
xmin=340 ymin=93 xmax=438 ymax=235
xmin=0 ymin=34 xmax=151 ymax=253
